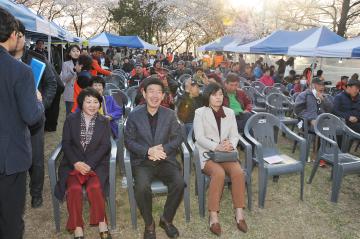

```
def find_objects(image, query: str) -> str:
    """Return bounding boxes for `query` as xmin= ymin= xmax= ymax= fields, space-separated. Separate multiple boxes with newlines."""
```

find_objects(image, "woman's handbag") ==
xmin=203 ymin=151 xmax=238 ymax=163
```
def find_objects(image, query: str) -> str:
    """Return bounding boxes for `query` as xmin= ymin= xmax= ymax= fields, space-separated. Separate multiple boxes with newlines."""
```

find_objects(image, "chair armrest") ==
xmin=48 ymin=143 xmax=63 ymax=193
xmin=180 ymin=143 xmax=191 ymax=187
xmin=243 ymin=131 xmax=264 ymax=166
xmin=345 ymin=126 xmax=360 ymax=141
xmin=124 ymin=149 xmax=134 ymax=187
xmin=238 ymin=135 xmax=252 ymax=173
xmin=281 ymin=124 xmax=307 ymax=164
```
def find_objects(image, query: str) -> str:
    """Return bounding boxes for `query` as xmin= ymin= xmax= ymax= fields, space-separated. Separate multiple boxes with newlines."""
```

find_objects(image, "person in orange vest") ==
xmin=213 ymin=51 xmax=224 ymax=68
xmin=89 ymin=46 xmax=112 ymax=77
xmin=202 ymin=51 xmax=211 ymax=68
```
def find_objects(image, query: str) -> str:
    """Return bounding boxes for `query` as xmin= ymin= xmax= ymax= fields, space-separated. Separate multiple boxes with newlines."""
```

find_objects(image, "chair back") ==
xmin=263 ymin=86 xmax=282 ymax=95
xmin=243 ymin=86 xmax=264 ymax=106
xmin=244 ymin=113 xmax=281 ymax=155
xmin=314 ymin=113 xmax=345 ymax=154
xmin=251 ymin=81 xmax=266 ymax=92
xmin=266 ymin=93 xmax=293 ymax=118
xmin=125 ymin=86 xmax=139 ymax=107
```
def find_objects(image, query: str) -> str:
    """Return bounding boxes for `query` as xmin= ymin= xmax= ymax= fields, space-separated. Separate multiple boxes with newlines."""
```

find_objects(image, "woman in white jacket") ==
xmin=60 ymin=45 xmax=80 ymax=115
xmin=193 ymin=83 xmax=247 ymax=236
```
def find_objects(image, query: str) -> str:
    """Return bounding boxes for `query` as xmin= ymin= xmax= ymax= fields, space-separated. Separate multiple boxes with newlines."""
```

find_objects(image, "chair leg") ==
xmin=292 ymin=140 xmax=298 ymax=154
xmin=184 ymin=180 xmax=190 ymax=222
xmin=108 ymin=196 xmax=116 ymax=230
xmin=198 ymin=175 xmax=205 ymax=218
xmin=52 ymin=196 xmax=61 ymax=232
xmin=331 ymin=167 xmax=343 ymax=203
xmin=307 ymin=154 xmax=320 ymax=184
xmin=300 ymin=170 xmax=304 ymax=201
xmin=246 ymin=174 xmax=252 ymax=211
xmin=258 ymin=169 xmax=268 ymax=208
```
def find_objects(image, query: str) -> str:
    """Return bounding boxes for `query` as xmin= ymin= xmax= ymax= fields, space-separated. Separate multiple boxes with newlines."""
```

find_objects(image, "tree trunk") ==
xmin=337 ymin=0 xmax=350 ymax=37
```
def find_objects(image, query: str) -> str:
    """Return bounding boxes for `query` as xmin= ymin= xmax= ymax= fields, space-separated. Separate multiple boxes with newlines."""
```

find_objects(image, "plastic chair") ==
xmin=251 ymin=81 xmax=266 ymax=92
xmin=104 ymin=83 xmax=120 ymax=96
xmin=262 ymin=86 xmax=282 ymax=95
xmin=242 ymin=86 xmax=266 ymax=112
xmin=124 ymin=143 xmax=191 ymax=229
xmin=265 ymin=93 xmax=298 ymax=127
xmin=244 ymin=113 xmax=306 ymax=208
xmin=187 ymin=128 xmax=253 ymax=217
xmin=125 ymin=86 xmax=139 ymax=108
xmin=48 ymin=139 xmax=117 ymax=232
xmin=307 ymin=113 xmax=360 ymax=202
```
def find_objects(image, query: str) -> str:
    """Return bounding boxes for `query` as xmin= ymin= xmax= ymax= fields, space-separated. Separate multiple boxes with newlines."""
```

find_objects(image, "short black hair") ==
xmin=316 ymin=69 xmax=323 ymax=77
xmin=0 ymin=7 xmax=18 ymax=43
xmin=94 ymin=46 xmax=103 ymax=52
xmin=77 ymin=87 xmax=102 ymax=110
xmin=90 ymin=76 xmax=105 ymax=89
xmin=16 ymin=20 xmax=25 ymax=35
xmin=78 ymin=54 xmax=93 ymax=71
xmin=143 ymin=76 xmax=165 ymax=92
xmin=36 ymin=39 xmax=44 ymax=45
xmin=202 ymin=82 xmax=224 ymax=107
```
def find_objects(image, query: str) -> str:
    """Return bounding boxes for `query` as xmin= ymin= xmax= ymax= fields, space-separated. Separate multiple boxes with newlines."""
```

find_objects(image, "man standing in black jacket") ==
xmin=0 ymin=8 xmax=44 ymax=238
xmin=11 ymin=21 xmax=57 ymax=208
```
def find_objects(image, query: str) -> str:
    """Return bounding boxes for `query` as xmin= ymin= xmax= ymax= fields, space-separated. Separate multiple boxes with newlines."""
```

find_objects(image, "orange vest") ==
xmin=202 ymin=55 xmax=211 ymax=67
xmin=213 ymin=55 xmax=224 ymax=68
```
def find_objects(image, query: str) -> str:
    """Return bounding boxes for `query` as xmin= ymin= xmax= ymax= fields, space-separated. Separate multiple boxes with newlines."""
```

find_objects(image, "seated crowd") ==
xmin=2 ymin=7 xmax=360 ymax=239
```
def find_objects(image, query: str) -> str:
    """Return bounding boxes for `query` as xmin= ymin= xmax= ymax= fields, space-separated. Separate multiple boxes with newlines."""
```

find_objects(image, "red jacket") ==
xmin=259 ymin=75 xmax=274 ymax=86
xmin=223 ymin=89 xmax=252 ymax=112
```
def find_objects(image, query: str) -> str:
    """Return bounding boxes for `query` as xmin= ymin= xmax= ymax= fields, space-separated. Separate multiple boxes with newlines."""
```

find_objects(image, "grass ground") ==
xmin=23 ymin=103 xmax=360 ymax=239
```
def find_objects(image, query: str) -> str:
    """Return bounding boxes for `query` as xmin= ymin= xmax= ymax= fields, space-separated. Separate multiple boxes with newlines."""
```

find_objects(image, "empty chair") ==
xmin=104 ymin=83 xmax=120 ymax=96
xmin=273 ymin=83 xmax=288 ymax=94
xmin=265 ymin=93 xmax=298 ymax=127
xmin=262 ymin=86 xmax=282 ymax=95
xmin=307 ymin=113 xmax=360 ymax=202
xmin=125 ymin=86 xmax=139 ymax=107
xmin=251 ymin=81 xmax=266 ymax=92
xmin=243 ymin=86 xmax=266 ymax=112
xmin=244 ymin=112 xmax=306 ymax=208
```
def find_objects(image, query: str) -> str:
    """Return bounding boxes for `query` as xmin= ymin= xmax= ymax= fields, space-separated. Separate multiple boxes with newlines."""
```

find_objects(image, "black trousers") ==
xmin=0 ymin=172 xmax=26 ymax=239
xmin=45 ymin=88 xmax=62 ymax=132
xmin=30 ymin=118 xmax=45 ymax=198
xmin=236 ymin=112 xmax=252 ymax=133
xmin=132 ymin=160 xmax=185 ymax=226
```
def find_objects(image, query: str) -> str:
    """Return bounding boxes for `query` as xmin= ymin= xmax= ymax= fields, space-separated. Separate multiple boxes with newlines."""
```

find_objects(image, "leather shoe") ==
xmin=31 ymin=196 xmax=43 ymax=208
xmin=209 ymin=222 xmax=221 ymax=236
xmin=99 ymin=231 xmax=112 ymax=239
xmin=159 ymin=216 xmax=179 ymax=238
xmin=235 ymin=218 xmax=248 ymax=233
xmin=144 ymin=221 xmax=156 ymax=239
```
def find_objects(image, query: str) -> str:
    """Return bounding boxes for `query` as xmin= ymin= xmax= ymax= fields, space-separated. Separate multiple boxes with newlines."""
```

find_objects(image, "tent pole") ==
xmin=310 ymin=56 xmax=316 ymax=83
xmin=48 ymin=34 xmax=51 ymax=62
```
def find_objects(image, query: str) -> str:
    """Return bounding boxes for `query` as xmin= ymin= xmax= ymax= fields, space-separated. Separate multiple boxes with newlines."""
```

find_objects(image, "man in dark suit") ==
xmin=125 ymin=77 xmax=185 ymax=239
xmin=0 ymin=8 xmax=44 ymax=239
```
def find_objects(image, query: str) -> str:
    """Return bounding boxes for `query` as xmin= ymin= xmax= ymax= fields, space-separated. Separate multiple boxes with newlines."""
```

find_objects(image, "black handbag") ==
xmin=203 ymin=151 xmax=238 ymax=163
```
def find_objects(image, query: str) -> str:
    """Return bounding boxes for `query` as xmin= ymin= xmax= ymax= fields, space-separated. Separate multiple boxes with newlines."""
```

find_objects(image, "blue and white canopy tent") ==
xmin=89 ymin=32 xmax=159 ymax=50
xmin=287 ymin=26 xmax=345 ymax=57
xmin=315 ymin=37 xmax=360 ymax=58
xmin=224 ymin=28 xmax=319 ymax=54
xmin=197 ymin=35 xmax=252 ymax=52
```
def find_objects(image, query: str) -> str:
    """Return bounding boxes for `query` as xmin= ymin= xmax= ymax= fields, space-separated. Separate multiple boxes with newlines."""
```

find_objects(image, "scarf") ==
xmin=80 ymin=112 xmax=97 ymax=151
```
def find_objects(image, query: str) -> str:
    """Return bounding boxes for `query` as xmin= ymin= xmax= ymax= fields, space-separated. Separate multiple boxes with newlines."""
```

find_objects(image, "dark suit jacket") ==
xmin=124 ymin=105 xmax=183 ymax=167
xmin=55 ymin=112 xmax=111 ymax=201
xmin=0 ymin=46 xmax=44 ymax=175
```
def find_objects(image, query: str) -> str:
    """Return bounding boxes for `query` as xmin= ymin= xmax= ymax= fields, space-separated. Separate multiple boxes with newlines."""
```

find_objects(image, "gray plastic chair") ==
xmin=187 ymin=128 xmax=253 ymax=217
xmin=307 ymin=113 xmax=360 ymax=202
xmin=244 ymin=113 xmax=306 ymax=208
xmin=262 ymin=86 xmax=282 ymax=95
xmin=242 ymin=86 xmax=266 ymax=112
xmin=251 ymin=81 xmax=266 ymax=93
xmin=124 ymin=143 xmax=191 ymax=229
xmin=125 ymin=86 xmax=139 ymax=108
xmin=292 ymin=117 xmax=314 ymax=162
xmin=48 ymin=139 xmax=117 ymax=232
xmin=265 ymin=93 xmax=298 ymax=126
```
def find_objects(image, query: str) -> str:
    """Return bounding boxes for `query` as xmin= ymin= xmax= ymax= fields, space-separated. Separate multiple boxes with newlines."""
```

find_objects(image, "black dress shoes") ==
xmin=159 ymin=216 xmax=179 ymax=238
xmin=99 ymin=230 xmax=112 ymax=239
xmin=144 ymin=221 xmax=156 ymax=239
xmin=31 ymin=196 xmax=43 ymax=208
xmin=74 ymin=236 xmax=84 ymax=239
